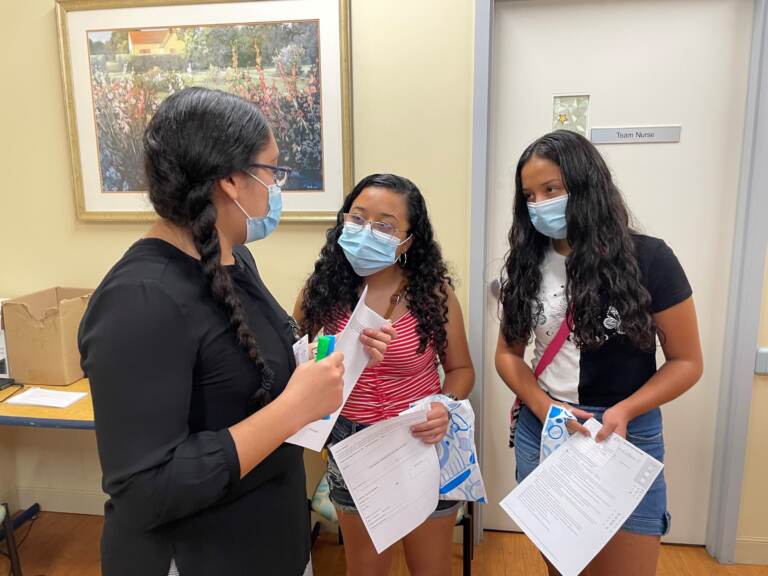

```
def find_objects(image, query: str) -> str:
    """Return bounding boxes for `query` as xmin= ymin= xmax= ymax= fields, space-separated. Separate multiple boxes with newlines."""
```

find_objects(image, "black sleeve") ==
xmin=79 ymin=281 xmax=240 ymax=532
xmin=644 ymin=240 xmax=693 ymax=313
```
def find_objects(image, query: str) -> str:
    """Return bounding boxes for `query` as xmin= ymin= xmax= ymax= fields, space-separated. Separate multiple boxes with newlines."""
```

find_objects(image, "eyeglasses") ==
xmin=342 ymin=213 xmax=407 ymax=243
xmin=248 ymin=163 xmax=293 ymax=187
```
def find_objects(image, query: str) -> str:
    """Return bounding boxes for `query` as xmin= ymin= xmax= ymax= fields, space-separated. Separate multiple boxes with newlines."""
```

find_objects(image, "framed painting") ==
xmin=552 ymin=94 xmax=590 ymax=137
xmin=56 ymin=0 xmax=352 ymax=221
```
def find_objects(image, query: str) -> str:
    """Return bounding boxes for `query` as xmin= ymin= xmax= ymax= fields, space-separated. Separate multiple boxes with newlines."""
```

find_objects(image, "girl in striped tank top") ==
xmin=295 ymin=174 xmax=474 ymax=576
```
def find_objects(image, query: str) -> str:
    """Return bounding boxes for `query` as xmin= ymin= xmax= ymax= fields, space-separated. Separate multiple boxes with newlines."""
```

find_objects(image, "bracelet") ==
xmin=443 ymin=392 xmax=459 ymax=401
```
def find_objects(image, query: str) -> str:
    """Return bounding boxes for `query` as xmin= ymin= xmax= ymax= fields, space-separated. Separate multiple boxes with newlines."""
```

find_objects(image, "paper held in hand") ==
xmin=329 ymin=408 xmax=439 ymax=553
xmin=286 ymin=287 xmax=387 ymax=451
xmin=500 ymin=418 xmax=663 ymax=576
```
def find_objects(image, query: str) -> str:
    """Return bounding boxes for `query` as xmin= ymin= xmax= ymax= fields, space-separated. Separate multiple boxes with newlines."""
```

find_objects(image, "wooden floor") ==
xmin=3 ymin=512 xmax=767 ymax=576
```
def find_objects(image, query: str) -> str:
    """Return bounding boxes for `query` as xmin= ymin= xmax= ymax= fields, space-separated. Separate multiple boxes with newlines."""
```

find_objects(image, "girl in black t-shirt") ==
xmin=496 ymin=130 xmax=703 ymax=576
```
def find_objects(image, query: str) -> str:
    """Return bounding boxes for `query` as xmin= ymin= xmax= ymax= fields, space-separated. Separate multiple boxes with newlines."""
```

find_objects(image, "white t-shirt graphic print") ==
xmin=531 ymin=247 xmax=580 ymax=404
xmin=529 ymin=236 xmax=692 ymax=407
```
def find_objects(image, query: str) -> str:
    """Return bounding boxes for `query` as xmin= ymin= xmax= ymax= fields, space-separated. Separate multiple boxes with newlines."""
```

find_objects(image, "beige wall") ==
xmin=0 ymin=0 xmax=473 ymax=512
xmin=0 ymin=429 xmax=17 ymax=511
xmin=736 ymin=254 xmax=768 ymax=564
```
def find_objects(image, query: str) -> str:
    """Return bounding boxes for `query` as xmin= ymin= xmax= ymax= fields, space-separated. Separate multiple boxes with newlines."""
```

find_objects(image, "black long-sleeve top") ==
xmin=78 ymin=239 xmax=309 ymax=576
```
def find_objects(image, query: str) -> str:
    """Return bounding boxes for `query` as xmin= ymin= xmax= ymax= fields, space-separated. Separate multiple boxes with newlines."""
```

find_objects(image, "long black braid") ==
xmin=143 ymin=87 xmax=274 ymax=407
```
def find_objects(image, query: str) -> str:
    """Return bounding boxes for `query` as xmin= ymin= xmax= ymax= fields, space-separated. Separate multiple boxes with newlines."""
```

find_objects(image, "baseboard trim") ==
xmin=735 ymin=536 xmax=768 ymax=565
xmin=0 ymin=487 xmax=19 ymax=514
xmin=16 ymin=486 xmax=106 ymax=516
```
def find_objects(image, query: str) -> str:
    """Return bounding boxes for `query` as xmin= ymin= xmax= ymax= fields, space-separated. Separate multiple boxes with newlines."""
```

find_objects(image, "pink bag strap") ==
xmin=533 ymin=310 xmax=573 ymax=379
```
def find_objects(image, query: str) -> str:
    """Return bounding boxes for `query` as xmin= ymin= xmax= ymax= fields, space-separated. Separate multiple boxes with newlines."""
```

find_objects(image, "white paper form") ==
xmin=402 ymin=395 xmax=487 ymax=502
xmin=500 ymin=418 xmax=663 ymax=576
xmin=286 ymin=287 xmax=387 ymax=451
xmin=329 ymin=409 xmax=439 ymax=553
xmin=6 ymin=387 xmax=87 ymax=408
xmin=292 ymin=334 xmax=310 ymax=365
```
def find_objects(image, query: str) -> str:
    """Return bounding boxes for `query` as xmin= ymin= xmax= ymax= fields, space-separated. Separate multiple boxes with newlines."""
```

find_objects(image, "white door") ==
xmin=482 ymin=0 xmax=754 ymax=544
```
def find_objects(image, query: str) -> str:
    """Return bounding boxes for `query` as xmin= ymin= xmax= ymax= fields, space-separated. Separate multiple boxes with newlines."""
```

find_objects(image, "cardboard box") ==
xmin=1 ymin=288 xmax=92 ymax=385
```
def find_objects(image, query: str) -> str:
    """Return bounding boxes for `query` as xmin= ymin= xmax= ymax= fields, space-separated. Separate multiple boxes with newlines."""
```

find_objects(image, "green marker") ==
xmin=315 ymin=335 xmax=336 ymax=421
xmin=315 ymin=334 xmax=336 ymax=361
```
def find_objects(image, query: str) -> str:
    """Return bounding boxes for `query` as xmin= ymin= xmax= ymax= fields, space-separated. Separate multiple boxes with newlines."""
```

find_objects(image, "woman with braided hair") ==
xmin=78 ymin=87 xmax=394 ymax=576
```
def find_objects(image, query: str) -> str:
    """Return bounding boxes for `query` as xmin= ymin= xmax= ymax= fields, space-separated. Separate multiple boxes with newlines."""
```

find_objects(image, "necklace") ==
xmin=384 ymin=278 xmax=408 ymax=319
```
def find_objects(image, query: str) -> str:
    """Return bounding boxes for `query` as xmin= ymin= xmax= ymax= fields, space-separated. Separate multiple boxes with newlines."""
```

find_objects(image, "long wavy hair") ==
xmin=299 ymin=174 xmax=453 ymax=362
xmin=500 ymin=130 xmax=657 ymax=351
xmin=143 ymin=87 xmax=274 ymax=408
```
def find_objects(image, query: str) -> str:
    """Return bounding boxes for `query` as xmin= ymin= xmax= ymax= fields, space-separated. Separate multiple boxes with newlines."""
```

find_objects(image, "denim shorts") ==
xmin=326 ymin=415 xmax=460 ymax=518
xmin=515 ymin=403 xmax=671 ymax=536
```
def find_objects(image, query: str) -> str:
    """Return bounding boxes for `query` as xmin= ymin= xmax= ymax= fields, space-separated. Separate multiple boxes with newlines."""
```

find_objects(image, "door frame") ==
xmin=468 ymin=0 xmax=768 ymax=561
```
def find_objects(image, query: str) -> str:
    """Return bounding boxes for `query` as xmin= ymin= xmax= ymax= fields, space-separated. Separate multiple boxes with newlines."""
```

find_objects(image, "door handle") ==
xmin=490 ymin=278 xmax=501 ymax=300
xmin=757 ymin=347 xmax=768 ymax=375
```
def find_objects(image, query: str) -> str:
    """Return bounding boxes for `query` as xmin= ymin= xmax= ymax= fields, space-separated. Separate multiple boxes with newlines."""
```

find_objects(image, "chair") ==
xmin=308 ymin=472 xmax=343 ymax=546
xmin=0 ymin=503 xmax=23 ymax=576
xmin=456 ymin=501 xmax=475 ymax=576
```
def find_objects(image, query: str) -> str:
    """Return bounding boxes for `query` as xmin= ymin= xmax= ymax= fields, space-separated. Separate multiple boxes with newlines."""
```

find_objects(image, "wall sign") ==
xmin=591 ymin=125 xmax=681 ymax=145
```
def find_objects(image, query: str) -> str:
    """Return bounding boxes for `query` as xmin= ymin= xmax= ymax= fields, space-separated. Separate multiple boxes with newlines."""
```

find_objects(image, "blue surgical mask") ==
xmin=527 ymin=194 xmax=568 ymax=239
xmin=234 ymin=173 xmax=282 ymax=243
xmin=338 ymin=224 xmax=410 ymax=277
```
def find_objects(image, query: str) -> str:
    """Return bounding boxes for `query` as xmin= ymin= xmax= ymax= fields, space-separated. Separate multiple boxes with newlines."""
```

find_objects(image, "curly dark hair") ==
xmin=299 ymin=174 xmax=453 ymax=362
xmin=500 ymin=130 xmax=657 ymax=352
xmin=143 ymin=87 xmax=274 ymax=408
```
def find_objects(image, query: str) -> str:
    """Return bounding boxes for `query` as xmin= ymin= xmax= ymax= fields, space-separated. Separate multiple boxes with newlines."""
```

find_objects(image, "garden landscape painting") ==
xmin=57 ymin=0 xmax=350 ymax=221
xmin=87 ymin=21 xmax=323 ymax=193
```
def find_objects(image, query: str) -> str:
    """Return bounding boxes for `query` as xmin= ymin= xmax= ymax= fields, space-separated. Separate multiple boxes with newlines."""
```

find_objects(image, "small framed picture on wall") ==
xmin=56 ymin=0 xmax=353 ymax=222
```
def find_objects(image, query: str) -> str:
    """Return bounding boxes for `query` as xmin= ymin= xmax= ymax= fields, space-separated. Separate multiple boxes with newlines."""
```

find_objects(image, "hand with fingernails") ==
xmin=360 ymin=323 xmax=398 ymax=368
xmin=411 ymin=402 xmax=451 ymax=444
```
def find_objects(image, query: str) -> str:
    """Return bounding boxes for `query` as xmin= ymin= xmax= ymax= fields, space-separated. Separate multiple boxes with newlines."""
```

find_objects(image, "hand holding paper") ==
xmin=402 ymin=394 xmax=487 ymax=502
xmin=359 ymin=323 xmax=397 ymax=368
xmin=500 ymin=418 xmax=663 ymax=576
xmin=329 ymin=409 xmax=439 ymax=553
xmin=594 ymin=404 xmax=631 ymax=442
xmin=409 ymin=401 xmax=450 ymax=444
xmin=287 ymin=287 xmax=388 ymax=451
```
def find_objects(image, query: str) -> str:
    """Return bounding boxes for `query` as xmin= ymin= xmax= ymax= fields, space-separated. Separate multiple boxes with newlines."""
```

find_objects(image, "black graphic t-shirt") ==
xmin=531 ymin=234 xmax=692 ymax=407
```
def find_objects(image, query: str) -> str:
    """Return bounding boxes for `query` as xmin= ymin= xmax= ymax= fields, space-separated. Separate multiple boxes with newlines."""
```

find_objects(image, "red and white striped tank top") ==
xmin=325 ymin=309 xmax=442 ymax=424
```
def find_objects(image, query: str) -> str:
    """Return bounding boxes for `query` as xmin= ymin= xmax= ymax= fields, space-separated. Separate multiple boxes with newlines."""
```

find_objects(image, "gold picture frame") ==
xmin=56 ymin=0 xmax=353 ymax=222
